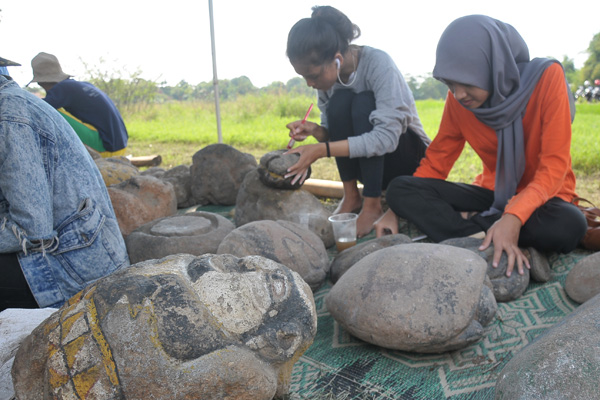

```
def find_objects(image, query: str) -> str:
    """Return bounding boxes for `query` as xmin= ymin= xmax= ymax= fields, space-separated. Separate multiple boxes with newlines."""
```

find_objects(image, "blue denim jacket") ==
xmin=0 ymin=76 xmax=130 ymax=308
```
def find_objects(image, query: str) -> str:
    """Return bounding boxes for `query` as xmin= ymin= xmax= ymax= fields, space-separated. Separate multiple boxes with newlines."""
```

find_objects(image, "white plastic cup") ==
xmin=328 ymin=213 xmax=358 ymax=252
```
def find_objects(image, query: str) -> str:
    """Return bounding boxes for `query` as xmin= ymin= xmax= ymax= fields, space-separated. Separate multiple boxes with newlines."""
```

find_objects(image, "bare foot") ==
xmin=460 ymin=211 xmax=478 ymax=220
xmin=333 ymin=180 xmax=362 ymax=214
xmin=333 ymin=196 xmax=362 ymax=214
xmin=356 ymin=197 xmax=383 ymax=237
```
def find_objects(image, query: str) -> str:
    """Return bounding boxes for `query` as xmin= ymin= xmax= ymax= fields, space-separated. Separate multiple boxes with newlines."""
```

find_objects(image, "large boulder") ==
xmin=140 ymin=166 xmax=166 ymax=179
xmin=108 ymin=175 xmax=177 ymax=236
xmin=125 ymin=212 xmax=235 ymax=264
xmin=190 ymin=144 xmax=257 ymax=206
xmin=235 ymin=169 xmax=334 ymax=248
xmin=163 ymin=164 xmax=194 ymax=208
xmin=330 ymin=234 xmax=412 ymax=283
xmin=441 ymin=237 xmax=530 ymax=302
xmin=11 ymin=254 xmax=317 ymax=400
xmin=326 ymin=243 xmax=497 ymax=353
xmin=494 ymin=292 xmax=600 ymax=400
xmin=257 ymin=149 xmax=310 ymax=190
xmin=217 ymin=220 xmax=329 ymax=291
xmin=565 ymin=251 xmax=600 ymax=303
xmin=94 ymin=156 xmax=140 ymax=186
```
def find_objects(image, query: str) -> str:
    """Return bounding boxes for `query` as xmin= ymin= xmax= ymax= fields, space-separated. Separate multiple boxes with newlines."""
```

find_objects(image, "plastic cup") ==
xmin=293 ymin=212 xmax=317 ymax=229
xmin=328 ymin=213 xmax=358 ymax=252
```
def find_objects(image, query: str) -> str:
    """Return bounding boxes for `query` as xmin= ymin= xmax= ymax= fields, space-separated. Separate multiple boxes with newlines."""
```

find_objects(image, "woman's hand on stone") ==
xmin=479 ymin=213 xmax=530 ymax=277
xmin=284 ymin=143 xmax=325 ymax=185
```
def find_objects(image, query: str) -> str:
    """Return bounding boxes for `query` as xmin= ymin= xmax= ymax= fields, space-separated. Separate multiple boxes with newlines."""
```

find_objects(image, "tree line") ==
xmin=30 ymin=31 xmax=597 ymax=114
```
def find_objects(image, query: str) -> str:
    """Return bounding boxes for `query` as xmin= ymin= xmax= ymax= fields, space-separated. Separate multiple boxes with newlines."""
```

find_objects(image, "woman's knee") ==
xmin=522 ymin=200 xmax=588 ymax=253
xmin=386 ymin=175 xmax=421 ymax=199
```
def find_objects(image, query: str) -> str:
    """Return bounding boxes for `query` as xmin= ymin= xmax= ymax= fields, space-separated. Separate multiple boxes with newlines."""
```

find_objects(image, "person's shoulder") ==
xmin=362 ymin=46 xmax=393 ymax=62
xmin=544 ymin=62 xmax=565 ymax=78
xmin=535 ymin=62 xmax=567 ymax=92
xmin=56 ymin=78 xmax=84 ymax=87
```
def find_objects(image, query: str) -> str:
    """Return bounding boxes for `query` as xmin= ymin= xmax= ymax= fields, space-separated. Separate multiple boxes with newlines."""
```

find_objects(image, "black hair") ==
xmin=286 ymin=6 xmax=361 ymax=65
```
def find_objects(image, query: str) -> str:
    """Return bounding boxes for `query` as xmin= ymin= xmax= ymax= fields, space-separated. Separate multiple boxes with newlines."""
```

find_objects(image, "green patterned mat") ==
xmin=190 ymin=205 xmax=590 ymax=399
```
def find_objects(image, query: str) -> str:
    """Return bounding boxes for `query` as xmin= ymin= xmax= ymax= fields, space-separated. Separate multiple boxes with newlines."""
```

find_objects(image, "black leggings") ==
xmin=0 ymin=253 xmax=38 ymax=312
xmin=327 ymin=89 xmax=428 ymax=197
xmin=386 ymin=176 xmax=588 ymax=253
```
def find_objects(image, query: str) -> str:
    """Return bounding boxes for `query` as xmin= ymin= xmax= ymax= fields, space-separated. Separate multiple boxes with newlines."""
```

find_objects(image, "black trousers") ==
xmin=0 ymin=253 xmax=38 ymax=312
xmin=327 ymin=89 xmax=428 ymax=197
xmin=386 ymin=176 xmax=588 ymax=253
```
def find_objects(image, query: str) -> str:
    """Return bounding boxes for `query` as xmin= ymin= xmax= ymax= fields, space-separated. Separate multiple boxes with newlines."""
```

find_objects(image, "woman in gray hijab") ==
xmin=375 ymin=15 xmax=587 ymax=278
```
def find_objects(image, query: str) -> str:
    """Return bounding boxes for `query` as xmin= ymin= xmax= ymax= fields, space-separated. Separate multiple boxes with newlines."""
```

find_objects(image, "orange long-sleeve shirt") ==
xmin=414 ymin=63 xmax=578 ymax=224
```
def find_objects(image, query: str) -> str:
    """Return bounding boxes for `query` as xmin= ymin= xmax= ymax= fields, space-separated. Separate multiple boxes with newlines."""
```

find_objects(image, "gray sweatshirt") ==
xmin=318 ymin=46 xmax=430 ymax=158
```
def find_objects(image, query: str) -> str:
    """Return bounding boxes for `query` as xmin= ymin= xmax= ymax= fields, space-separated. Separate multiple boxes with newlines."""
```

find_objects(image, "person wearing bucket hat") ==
xmin=0 ymin=68 xmax=130 ymax=311
xmin=29 ymin=52 xmax=128 ymax=157
xmin=0 ymin=56 xmax=20 ymax=77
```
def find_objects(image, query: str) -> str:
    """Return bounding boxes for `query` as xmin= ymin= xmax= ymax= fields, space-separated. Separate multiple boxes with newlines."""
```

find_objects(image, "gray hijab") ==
xmin=433 ymin=15 xmax=575 ymax=216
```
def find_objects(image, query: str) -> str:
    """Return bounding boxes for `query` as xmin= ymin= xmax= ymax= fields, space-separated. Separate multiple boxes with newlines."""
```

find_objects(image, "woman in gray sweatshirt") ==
xmin=285 ymin=5 xmax=430 ymax=237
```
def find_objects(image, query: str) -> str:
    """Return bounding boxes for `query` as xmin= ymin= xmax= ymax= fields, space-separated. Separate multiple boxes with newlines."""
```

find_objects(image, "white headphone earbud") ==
xmin=335 ymin=58 xmax=341 ymax=69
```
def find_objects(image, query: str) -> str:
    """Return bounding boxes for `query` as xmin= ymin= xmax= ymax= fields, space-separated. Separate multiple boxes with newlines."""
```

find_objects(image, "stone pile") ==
xmin=107 ymin=175 xmax=177 ymax=236
xmin=190 ymin=144 xmax=257 ymax=206
xmin=217 ymin=219 xmax=330 ymax=291
xmin=235 ymin=169 xmax=334 ymax=248
xmin=125 ymin=212 xmax=235 ymax=264
xmin=142 ymin=164 xmax=194 ymax=209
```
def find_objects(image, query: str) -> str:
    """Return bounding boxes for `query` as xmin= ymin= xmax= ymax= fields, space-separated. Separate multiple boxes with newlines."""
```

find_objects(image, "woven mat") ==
xmin=190 ymin=205 xmax=590 ymax=399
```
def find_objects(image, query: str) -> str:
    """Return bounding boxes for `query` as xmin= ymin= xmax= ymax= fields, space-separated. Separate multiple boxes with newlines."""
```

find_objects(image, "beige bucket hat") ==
xmin=29 ymin=52 xmax=72 ymax=85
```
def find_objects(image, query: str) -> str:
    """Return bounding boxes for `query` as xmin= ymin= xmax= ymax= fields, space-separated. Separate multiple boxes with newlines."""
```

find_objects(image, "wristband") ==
xmin=325 ymin=141 xmax=331 ymax=158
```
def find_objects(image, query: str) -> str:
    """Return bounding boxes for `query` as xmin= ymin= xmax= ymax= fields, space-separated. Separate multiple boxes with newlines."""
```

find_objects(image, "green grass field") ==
xmin=124 ymin=96 xmax=600 ymax=204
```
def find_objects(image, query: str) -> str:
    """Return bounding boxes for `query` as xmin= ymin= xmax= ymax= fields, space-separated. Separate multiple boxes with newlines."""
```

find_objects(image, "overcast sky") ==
xmin=2 ymin=0 xmax=597 ymax=88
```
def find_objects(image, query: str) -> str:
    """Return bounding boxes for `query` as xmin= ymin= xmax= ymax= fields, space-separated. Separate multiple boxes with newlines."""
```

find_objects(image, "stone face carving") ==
xmin=441 ymin=237 xmax=530 ymax=302
xmin=94 ymin=156 xmax=140 ymax=186
xmin=565 ymin=251 xmax=600 ymax=303
xmin=107 ymin=175 xmax=178 ymax=237
xmin=326 ymin=243 xmax=497 ymax=353
xmin=190 ymin=144 xmax=257 ymax=206
xmin=125 ymin=212 xmax=235 ymax=264
xmin=494 ymin=292 xmax=600 ymax=400
xmin=11 ymin=254 xmax=317 ymax=400
xmin=235 ymin=169 xmax=334 ymax=248
xmin=257 ymin=149 xmax=311 ymax=190
xmin=217 ymin=220 xmax=330 ymax=291
xmin=330 ymin=234 xmax=413 ymax=283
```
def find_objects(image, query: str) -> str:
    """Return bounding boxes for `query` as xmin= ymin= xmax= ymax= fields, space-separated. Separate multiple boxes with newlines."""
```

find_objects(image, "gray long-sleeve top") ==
xmin=318 ymin=46 xmax=430 ymax=158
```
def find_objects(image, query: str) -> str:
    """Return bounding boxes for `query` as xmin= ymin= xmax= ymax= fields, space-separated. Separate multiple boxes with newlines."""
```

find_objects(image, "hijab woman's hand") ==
xmin=479 ymin=213 xmax=530 ymax=277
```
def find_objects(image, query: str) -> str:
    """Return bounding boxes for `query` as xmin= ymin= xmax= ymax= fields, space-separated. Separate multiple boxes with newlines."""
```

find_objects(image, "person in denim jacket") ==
xmin=0 ymin=72 xmax=130 ymax=310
